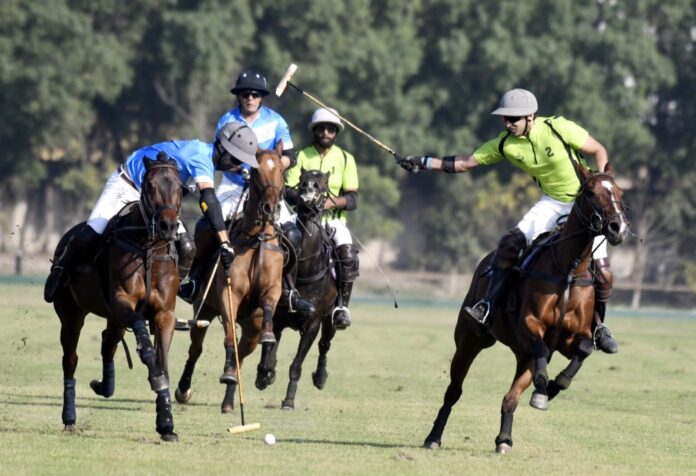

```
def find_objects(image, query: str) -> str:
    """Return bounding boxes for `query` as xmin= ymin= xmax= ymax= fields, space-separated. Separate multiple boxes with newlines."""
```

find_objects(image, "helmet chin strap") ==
xmin=522 ymin=115 xmax=534 ymax=136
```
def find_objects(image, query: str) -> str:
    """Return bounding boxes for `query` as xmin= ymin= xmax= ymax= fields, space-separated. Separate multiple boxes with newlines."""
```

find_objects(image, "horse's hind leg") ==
xmin=175 ymin=307 xmax=214 ymax=404
xmin=55 ymin=294 xmax=87 ymax=431
xmin=495 ymin=355 xmax=533 ymax=454
xmin=281 ymin=318 xmax=322 ymax=410
xmin=424 ymin=323 xmax=490 ymax=450
xmin=548 ymin=336 xmax=594 ymax=401
xmin=90 ymin=323 xmax=124 ymax=398
xmin=312 ymin=315 xmax=337 ymax=390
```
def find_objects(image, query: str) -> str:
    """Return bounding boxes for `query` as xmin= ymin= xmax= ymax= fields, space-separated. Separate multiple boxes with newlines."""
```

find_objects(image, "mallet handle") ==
xmin=287 ymin=82 xmax=397 ymax=156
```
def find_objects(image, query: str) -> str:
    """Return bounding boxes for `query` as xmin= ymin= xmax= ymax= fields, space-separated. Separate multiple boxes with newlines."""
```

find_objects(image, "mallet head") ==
xmin=275 ymin=63 xmax=298 ymax=97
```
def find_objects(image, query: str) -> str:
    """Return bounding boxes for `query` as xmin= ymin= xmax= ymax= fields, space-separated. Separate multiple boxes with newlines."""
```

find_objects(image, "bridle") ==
xmin=138 ymin=161 xmax=182 ymax=242
xmin=571 ymin=172 xmax=624 ymax=237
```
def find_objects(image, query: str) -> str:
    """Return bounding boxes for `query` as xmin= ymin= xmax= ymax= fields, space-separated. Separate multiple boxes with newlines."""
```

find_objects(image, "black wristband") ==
xmin=442 ymin=156 xmax=456 ymax=173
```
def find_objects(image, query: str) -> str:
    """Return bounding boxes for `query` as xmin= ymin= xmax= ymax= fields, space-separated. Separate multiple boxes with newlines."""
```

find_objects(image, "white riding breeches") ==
xmin=87 ymin=168 xmax=185 ymax=235
xmin=516 ymin=195 xmax=608 ymax=259
xmin=327 ymin=218 xmax=353 ymax=248
xmin=217 ymin=174 xmax=295 ymax=224
xmin=87 ymin=169 xmax=140 ymax=234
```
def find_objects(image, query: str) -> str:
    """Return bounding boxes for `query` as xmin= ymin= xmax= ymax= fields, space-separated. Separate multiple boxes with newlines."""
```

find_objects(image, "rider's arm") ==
xmin=578 ymin=135 xmax=608 ymax=172
xmin=197 ymin=182 xmax=229 ymax=243
xmin=280 ymin=148 xmax=296 ymax=170
xmin=325 ymin=190 xmax=358 ymax=211
xmin=427 ymin=154 xmax=481 ymax=173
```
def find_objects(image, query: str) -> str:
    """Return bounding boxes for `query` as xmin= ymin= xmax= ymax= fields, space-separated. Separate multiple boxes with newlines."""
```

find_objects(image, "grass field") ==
xmin=1 ymin=282 xmax=695 ymax=475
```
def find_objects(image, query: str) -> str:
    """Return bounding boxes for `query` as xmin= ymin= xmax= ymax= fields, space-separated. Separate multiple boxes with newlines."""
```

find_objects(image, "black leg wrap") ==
xmin=62 ymin=378 xmax=77 ymax=426
xmin=155 ymin=389 xmax=176 ymax=439
xmin=177 ymin=360 xmax=197 ymax=393
xmin=424 ymin=405 xmax=452 ymax=447
xmin=90 ymin=361 xmax=115 ymax=397
xmin=133 ymin=321 xmax=168 ymax=392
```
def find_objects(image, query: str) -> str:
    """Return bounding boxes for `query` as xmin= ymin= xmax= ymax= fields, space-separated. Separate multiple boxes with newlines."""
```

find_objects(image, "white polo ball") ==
xmin=263 ymin=433 xmax=276 ymax=445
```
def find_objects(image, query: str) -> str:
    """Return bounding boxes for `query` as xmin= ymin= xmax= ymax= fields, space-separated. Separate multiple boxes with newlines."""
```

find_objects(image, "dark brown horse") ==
xmin=266 ymin=169 xmax=339 ymax=410
xmin=51 ymin=156 xmax=182 ymax=441
xmin=175 ymin=143 xmax=285 ymax=412
xmin=424 ymin=162 xmax=629 ymax=453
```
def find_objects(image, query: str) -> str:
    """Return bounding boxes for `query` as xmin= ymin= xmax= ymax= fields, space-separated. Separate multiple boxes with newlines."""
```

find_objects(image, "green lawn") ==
xmin=0 ymin=282 xmax=694 ymax=475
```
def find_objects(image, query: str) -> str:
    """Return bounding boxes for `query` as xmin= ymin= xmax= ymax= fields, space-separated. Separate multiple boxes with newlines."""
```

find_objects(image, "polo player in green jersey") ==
xmin=399 ymin=89 xmax=618 ymax=354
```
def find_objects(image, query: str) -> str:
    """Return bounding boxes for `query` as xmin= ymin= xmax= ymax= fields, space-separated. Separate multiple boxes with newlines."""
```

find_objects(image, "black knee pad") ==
xmin=282 ymin=222 xmax=302 ymax=252
xmin=177 ymin=231 xmax=196 ymax=263
xmin=336 ymin=244 xmax=359 ymax=282
xmin=491 ymin=228 xmax=527 ymax=269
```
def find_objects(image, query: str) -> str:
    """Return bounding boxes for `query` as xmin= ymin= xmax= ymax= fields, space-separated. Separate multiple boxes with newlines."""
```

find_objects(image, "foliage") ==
xmin=1 ymin=0 xmax=694 ymax=281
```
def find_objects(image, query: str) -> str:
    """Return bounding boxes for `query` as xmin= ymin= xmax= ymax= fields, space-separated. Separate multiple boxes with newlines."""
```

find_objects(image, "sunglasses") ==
xmin=503 ymin=116 xmax=524 ymax=124
xmin=315 ymin=124 xmax=338 ymax=133
xmin=239 ymin=91 xmax=262 ymax=99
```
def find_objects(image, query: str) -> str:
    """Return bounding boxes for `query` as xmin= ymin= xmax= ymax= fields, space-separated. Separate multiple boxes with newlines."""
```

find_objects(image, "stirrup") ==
xmin=331 ymin=306 xmax=351 ymax=329
xmin=464 ymin=300 xmax=490 ymax=325
xmin=177 ymin=277 xmax=197 ymax=304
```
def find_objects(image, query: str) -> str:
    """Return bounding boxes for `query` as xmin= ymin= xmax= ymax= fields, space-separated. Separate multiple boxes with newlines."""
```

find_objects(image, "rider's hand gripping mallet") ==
xmin=225 ymin=276 xmax=261 ymax=434
xmin=276 ymin=63 xmax=400 ymax=158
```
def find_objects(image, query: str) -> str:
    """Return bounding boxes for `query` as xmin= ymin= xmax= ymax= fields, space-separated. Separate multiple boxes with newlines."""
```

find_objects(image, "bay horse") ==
xmin=175 ymin=143 xmax=285 ymax=413
xmin=267 ymin=169 xmax=339 ymax=410
xmin=51 ymin=155 xmax=182 ymax=441
xmin=424 ymin=162 xmax=629 ymax=453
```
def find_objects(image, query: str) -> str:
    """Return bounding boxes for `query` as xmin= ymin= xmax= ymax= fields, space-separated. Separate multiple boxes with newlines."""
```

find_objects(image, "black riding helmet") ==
xmin=230 ymin=69 xmax=270 ymax=96
xmin=214 ymin=122 xmax=259 ymax=170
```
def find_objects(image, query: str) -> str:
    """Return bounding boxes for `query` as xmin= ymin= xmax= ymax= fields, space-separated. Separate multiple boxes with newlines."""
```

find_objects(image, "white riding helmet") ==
xmin=216 ymin=121 xmax=259 ymax=168
xmin=308 ymin=107 xmax=344 ymax=132
xmin=491 ymin=88 xmax=538 ymax=116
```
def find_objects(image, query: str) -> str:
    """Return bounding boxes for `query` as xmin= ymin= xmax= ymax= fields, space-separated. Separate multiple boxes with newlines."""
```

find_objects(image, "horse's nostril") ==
xmin=609 ymin=222 xmax=620 ymax=233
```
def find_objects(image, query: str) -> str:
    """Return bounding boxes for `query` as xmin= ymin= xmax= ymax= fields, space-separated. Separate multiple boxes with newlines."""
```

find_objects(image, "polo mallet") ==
xmin=225 ymin=276 xmax=261 ymax=435
xmin=276 ymin=63 xmax=400 ymax=158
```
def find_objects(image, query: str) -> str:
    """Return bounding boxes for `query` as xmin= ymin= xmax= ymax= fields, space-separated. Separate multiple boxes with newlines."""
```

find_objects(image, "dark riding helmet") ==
xmin=215 ymin=122 xmax=259 ymax=169
xmin=230 ymin=69 xmax=270 ymax=96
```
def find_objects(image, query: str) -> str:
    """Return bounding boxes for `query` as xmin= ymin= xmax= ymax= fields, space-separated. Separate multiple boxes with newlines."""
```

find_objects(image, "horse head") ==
xmin=298 ymin=168 xmax=330 ymax=215
xmin=573 ymin=162 xmax=629 ymax=246
xmin=141 ymin=153 xmax=182 ymax=241
xmin=250 ymin=140 xmax=285 ymax=225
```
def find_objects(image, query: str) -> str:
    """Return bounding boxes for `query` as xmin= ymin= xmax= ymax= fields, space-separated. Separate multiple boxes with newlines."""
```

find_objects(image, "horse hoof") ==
xmin=221 ymin=404 xmax=234 ymax=414
xmin=90 ymin=379 xmax=113 ymax=398
xmin=281 ymin=400 xmax=294 ymax=410
xmin=496 ymin=443 xmax=512 ymax=454
xmin=259 ymin=333 xmax=276 ymax=344
xmin=219 ymin=374 xmax=238 ymax=385
xmin=312 ymin=370 xmax=328 ymax=390
xmin=160 ymin=432 xmax=179 ymax=443
xmin=423 ymin=440 xmax=440 ymax=450
xmin=63 ymin=424 xmax=76 ymax=433
xmin=530 ymin=392 xmax=549 ymax=410
xmin=175 ymin=387 xmax=192 ymax=404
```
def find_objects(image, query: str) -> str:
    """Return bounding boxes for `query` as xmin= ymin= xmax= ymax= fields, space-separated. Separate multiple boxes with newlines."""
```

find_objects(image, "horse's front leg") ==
xmin=90 ymin=323 xmax=125 ymax=398
xmin=547 ymin=336 xmax=594 ymax=401
xmin=282 ymin=317 xmax=322 ymax=410
xmin=495 ymin=355 xmax=533 ymax=454
xmin=523 ymin=310 xmax=551 ymax=411
xmin=151 ymin=308 xmax=177 ymax=442
xmin=312 ymin=314 xmax=337 ymax=390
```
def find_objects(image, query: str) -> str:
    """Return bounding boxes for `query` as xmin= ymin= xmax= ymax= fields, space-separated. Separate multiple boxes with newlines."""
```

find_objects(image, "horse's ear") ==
xmin=276 ymin=139 xmax=284 ymax=158
xmin=573 ymin=159 xmax=590 ymax=180
xmin=300 ymin=167 xmax=306 ymax=175
xmin=604 ymin=162 xmax=613 ymax=175
xmin=144 ymin=156 xmax=154 ymax=170
xmin=156 ymin=151 xmax=169 ymax=162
